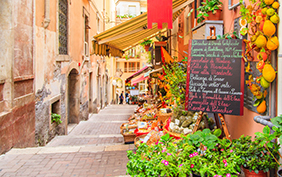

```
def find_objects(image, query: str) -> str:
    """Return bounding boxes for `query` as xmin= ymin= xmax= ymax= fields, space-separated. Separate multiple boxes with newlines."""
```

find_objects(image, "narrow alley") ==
xmin=0 ymin=105 xmax=136 ymax=177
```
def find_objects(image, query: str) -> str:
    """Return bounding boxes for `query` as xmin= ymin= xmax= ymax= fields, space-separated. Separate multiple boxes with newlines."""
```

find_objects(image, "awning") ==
xmin=93 ymin=0 xmax=193 ymax=56
xmin=132 ymin=75 xmax=149 ymax=85
xmin=150 ymin=67 xmax=163 ymax=74
xmin=126 ymin=66 xmax=151 ymax=82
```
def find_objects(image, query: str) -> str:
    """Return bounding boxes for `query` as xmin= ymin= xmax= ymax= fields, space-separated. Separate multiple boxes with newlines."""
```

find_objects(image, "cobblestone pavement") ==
xmin=0 ymin=105 xmax=137 ymax=177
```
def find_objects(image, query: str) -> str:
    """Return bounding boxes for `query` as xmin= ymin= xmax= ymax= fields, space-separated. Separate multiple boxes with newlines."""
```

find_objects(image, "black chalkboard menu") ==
xmin=185 ymin=39 xmax=244 ymax=115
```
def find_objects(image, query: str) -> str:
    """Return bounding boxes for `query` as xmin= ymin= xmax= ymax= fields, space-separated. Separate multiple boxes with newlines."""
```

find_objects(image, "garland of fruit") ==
xmin=239 ymin=0 xmax=279 ymax=114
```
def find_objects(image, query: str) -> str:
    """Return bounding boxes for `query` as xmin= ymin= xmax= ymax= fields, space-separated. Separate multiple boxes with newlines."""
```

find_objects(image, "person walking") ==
xmin=125 ymin=91 xmax=130 ymax=104
xmin=119 ymin=91 xmax=124 ymax=104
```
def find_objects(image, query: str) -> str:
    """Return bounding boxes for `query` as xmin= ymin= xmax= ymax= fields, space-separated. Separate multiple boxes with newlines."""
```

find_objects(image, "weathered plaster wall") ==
xmin=0 ymin=0 xmax=35 ymax=154
xmin=34 ymin=0 xmax=108 ymax=145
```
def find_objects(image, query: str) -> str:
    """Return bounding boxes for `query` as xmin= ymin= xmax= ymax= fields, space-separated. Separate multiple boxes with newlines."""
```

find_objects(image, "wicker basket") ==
xmin=163 ymin=119 xmax=182 ymax=139
xmin=158 ymin=112 xmax=173 ymax=124
xmin=120 ymin=123 xmax=138 ymax=144
xmin=134 ymin=134 xmax=147 ymax=147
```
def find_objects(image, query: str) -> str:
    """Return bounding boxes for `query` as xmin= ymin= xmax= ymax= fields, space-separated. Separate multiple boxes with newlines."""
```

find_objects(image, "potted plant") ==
xmin=140 ymin=39 xmax=153 ymax=52
xmin=232 ymin=135 xmax=279 ymax=177
xmin=196 ymin=0 xmax=223 ymax=23
xmin=255 ymin=115 xmax=282 ymax=177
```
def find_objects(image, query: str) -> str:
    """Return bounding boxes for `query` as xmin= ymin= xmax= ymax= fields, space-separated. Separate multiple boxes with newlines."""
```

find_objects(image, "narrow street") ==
xmin=0 ymin=105 xmax=136 ymax=177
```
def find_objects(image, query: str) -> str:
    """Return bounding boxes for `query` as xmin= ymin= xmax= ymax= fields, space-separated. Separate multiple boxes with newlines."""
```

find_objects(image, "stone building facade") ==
xmin=34 ymin=0 xmax=109 ymax=146
xmin=0 ymin=0 xmax=112 ymax=153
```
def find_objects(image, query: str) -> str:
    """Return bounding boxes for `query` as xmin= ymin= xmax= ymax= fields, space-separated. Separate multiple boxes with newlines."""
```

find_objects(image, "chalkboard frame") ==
xmin=185 ymin=39 xmax=245 ymax=116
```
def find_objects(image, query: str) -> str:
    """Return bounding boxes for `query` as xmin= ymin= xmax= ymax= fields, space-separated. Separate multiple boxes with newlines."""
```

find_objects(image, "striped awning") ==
xmin=93 ymin=0 xmax=193 ymax=57
xmin=131 ymin=75 xmax=149 ymax=85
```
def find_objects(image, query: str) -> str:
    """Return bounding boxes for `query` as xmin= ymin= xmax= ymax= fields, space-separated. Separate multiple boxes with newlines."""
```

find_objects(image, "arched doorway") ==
xmin=68 ymin=69 xmax=79 ymax=124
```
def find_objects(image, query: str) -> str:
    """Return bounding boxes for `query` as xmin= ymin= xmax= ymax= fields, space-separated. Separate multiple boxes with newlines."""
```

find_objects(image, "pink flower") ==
xmin=179 ymin=164 xmax=183 ymax=168
xmin=193 ymin=152 xmax=198 ymax=156
xmin=226 ymin=174 xmax=231 ymax=177
xmin=221 ymin=149 xmax=224 ymax=151
xmin=162 ymin=149 xmax=166 ymax=153
xmin=141 ymin=141 xmax=144 ymax=143
xmin=223 ymin=159 xmax=227 ymax=164
xmin=224 ymin=163 xmax=227 ymax=167
xmin=190 ymin=164 xmax=194 ymax=168
xmin=230 ymin=149 xmax=233 ymax=153
xmin=214 ymin=175 xmax=218 ymax=177
xmin=167 ymin=153 xmax=172 ymax=156
xmin=218 ymin=176 xmax=222 ymax=177
xmin=204 ymin=146 xmax=207 ymax=150
xmin=162 ymin=160 xmax=169 ymax=166
xmin=155 ymin=141 xmax=159 ymax=145
xmin=189 ymin=154 xmax=194 ymax=158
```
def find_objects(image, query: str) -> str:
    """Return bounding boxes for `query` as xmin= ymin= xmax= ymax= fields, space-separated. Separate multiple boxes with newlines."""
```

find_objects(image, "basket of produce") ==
xmin=120 ymin=123 xmax=138 ymax=144
xmin=163 ymin=119 xmax=182 ymax=139
xmin=158 ymin=112 xmax=173 ymax=124
xmin=164 ymin=111 xmax=212 ymax=139
xmin=134 ymin=134 xmax=147 ymax=147
xmin=134 ymin=130 xmax=164 ymax=147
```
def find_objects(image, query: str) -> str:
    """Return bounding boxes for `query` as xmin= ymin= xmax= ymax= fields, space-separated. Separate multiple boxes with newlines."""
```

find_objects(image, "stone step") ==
xmin=4 ymin=143 xmax=135 ymax=155
xmin=46 ymin=134 xmax=125 ymax=147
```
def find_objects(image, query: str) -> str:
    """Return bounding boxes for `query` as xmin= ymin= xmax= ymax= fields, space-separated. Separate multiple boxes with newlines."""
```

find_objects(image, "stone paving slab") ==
xmin=0 ymin=150 xmax=134 ymax=177
xmin=0 ymin=104 xmax=137 ymax=177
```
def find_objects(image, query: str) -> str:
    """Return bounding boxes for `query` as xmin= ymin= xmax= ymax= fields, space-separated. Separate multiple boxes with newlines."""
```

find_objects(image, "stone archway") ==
xmin=67 ymin=69 xmax=79 ymax=124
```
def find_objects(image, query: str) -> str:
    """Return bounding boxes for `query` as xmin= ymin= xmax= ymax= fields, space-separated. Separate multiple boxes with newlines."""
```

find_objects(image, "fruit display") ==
xmin=240 ymin=0 xmax=279 ymax=114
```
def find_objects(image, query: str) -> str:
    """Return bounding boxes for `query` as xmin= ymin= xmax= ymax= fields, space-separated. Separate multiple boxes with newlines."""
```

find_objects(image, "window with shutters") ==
xmin=58 ymin=0 xmax=68 ymax=55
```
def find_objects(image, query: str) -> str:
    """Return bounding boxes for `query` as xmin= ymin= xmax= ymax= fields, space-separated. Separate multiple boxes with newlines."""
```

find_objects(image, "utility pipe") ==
xmin=253 ymin=116 xmax=274 ymax=129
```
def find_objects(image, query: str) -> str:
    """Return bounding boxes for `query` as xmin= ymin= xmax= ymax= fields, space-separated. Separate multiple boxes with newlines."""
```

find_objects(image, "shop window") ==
xmin=58 ymin=0 xmax=68 ymax=55
xmin=137 ymin=62 xmax=140 ymax=71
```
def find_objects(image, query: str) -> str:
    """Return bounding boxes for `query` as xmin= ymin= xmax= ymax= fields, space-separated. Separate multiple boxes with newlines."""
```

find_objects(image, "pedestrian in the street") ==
xmin=119 ymin=91 xmax=124 ymax=104
xmin=125 ymin=91 xmax=130 ymax=104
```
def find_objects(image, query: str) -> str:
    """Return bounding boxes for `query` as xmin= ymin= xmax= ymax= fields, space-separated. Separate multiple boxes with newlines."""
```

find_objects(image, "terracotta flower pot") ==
xmin=243 ymin=167 xmax=267 ymax=177
xmin=207 ymin=9 xmax=222 ymax=21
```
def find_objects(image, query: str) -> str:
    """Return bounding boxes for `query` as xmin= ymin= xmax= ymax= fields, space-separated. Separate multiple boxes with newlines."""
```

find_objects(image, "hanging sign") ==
xmin=147 ymin=0 xmax=173 ymax=29
xmin=185 ymin=39 xmax=245 ymax=115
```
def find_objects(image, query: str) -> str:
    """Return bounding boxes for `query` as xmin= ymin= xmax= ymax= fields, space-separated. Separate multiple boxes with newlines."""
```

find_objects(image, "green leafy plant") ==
xmin=126 ymin=129 xmax=241 ymax=177
xmin=232 ymin=134 xmax=279 ymax=173
xmin=197 ymin=0 xmax=223 ymax=23
xmin=254 ymin=115 xmax=282 ymax=168
xmin=140 ymin=39 xmax=153 ymax=46
xmin=51 ymin=113 xmax=62 ymax=125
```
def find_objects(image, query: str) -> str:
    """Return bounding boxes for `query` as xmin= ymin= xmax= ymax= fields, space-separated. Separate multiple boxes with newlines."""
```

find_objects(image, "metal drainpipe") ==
xmin=228 ymin=0 xmax=245 ymax=10
xmin=253 ymin=116 xmax=274 ymax=129
xmin=253 ymin=116 xmax=275 ymax=177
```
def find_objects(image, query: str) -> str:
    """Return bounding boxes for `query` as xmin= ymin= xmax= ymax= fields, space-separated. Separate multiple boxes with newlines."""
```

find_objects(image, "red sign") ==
xmin=147 ymin=0 xmax=173 ymax=29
